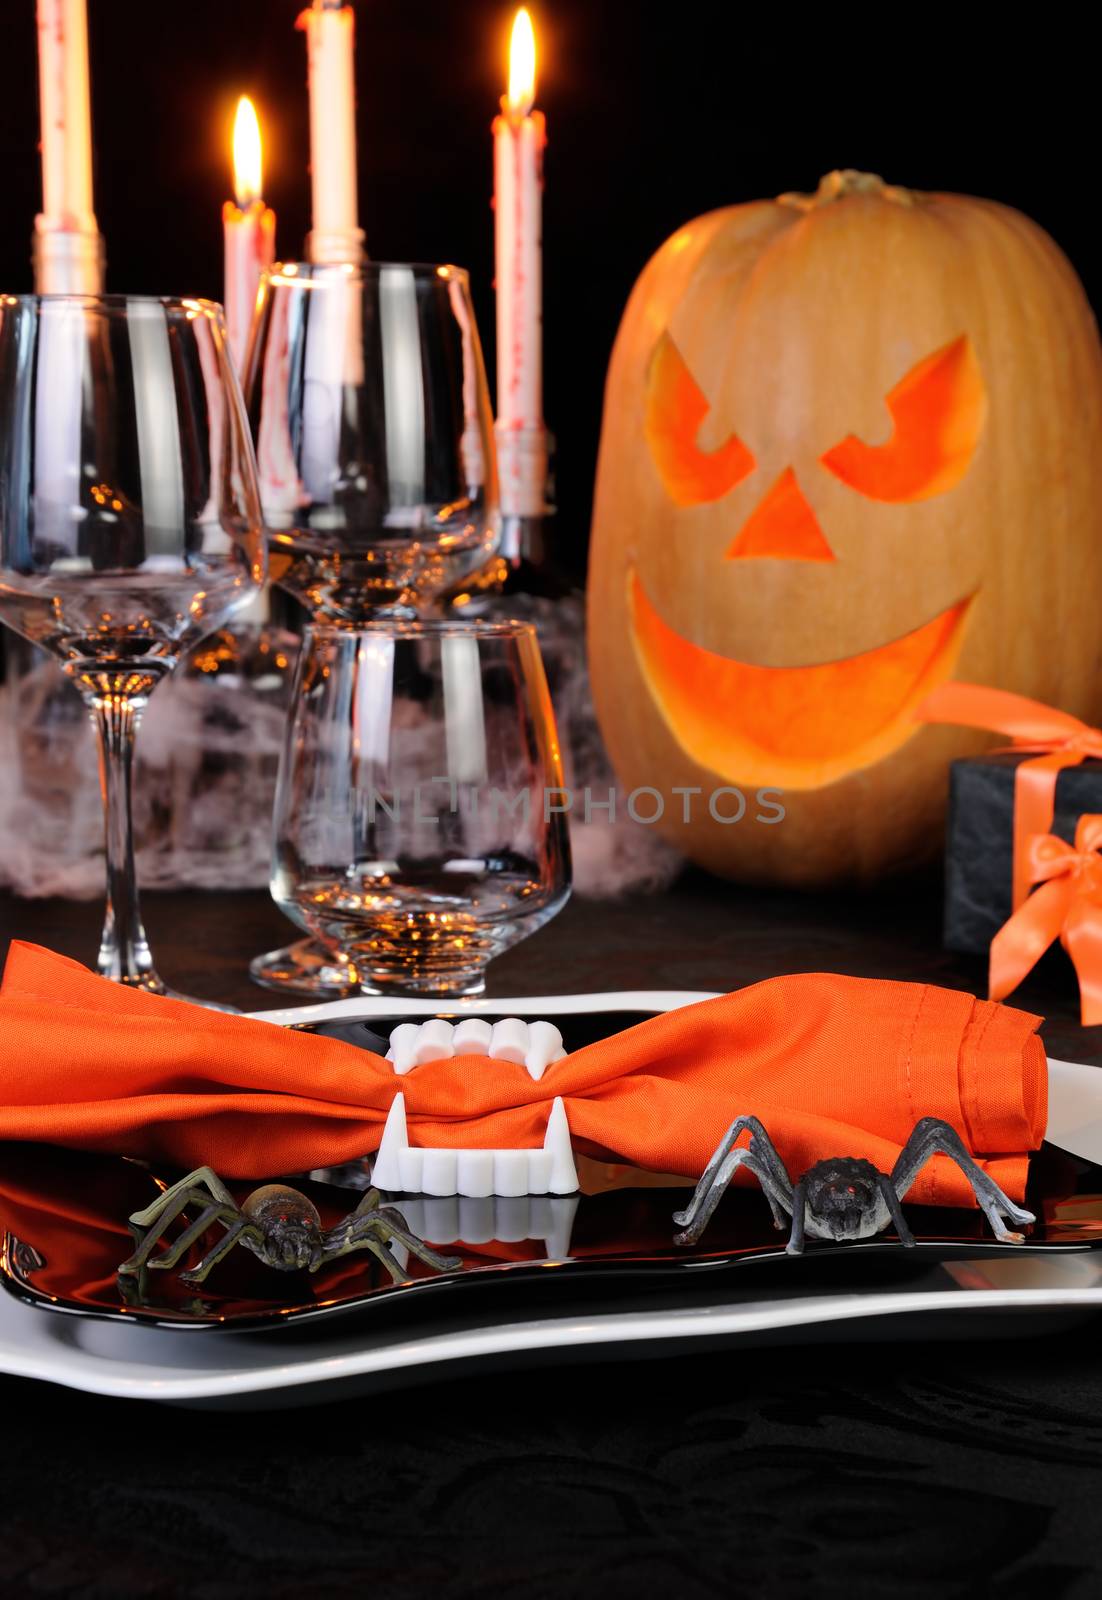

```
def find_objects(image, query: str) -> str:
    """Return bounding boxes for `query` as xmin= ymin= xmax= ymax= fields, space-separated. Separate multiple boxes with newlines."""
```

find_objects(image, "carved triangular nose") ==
xmin=726 ymin=467 xmax=835 ymax=562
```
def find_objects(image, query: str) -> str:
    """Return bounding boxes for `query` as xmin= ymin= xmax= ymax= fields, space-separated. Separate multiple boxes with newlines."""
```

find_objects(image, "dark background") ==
xmin=0 ymin=0 xmax=1095 ymax=579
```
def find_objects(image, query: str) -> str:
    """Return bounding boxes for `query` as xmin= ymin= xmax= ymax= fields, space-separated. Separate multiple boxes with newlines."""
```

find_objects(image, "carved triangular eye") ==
xmin=820 ymin=336 xmax=987 ymax=502
xmin=644 ymin=333 xmax=756 ymax=506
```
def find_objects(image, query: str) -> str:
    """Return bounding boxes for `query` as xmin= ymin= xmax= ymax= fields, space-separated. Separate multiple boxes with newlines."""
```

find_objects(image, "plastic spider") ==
xmin=673 ymin=1115 xmax=1036 ymax=1254
xmin=117 ymin=1168 xmax=462 ymax=1286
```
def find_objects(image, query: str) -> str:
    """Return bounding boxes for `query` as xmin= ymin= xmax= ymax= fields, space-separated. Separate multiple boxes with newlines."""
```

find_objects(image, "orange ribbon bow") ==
xmin=990 ymin=814 xmax=1102 ymax=1024
xmin=916 ymin=684 xmax=1102 ymax=911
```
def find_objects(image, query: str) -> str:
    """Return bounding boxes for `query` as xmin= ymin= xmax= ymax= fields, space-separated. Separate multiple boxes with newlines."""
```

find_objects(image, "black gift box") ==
xmin=944 ymin=752 xmax=1102 ymax=954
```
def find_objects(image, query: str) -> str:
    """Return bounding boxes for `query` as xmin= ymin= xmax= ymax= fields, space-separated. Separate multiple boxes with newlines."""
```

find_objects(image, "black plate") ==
xmin=1 ymin=1008 xmax=1099 ymax=1332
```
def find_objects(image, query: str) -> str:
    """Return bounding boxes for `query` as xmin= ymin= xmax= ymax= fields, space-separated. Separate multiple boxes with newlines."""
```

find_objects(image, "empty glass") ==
xmin=246 ymin=262 xmax=499 ymax=620
xmin=0 ymin=294 xmax=266 ymax=992
xmin=271 ymin=620 xmax=571 ymax=996
xmin=247 ymin=260 xmax=501 ymax=996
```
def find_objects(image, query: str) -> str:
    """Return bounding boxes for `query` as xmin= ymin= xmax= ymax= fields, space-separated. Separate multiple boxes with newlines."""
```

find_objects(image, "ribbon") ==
xmin=989 ymin=814 xmax=1102 ymax=1024
xmin=916 ymin=684 xmax=1102 ymax=910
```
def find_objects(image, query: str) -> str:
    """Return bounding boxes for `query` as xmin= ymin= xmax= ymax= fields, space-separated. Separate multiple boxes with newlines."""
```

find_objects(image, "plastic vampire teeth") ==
xmin=372 ymin=1093 xmax=579 ymax=1198
xmin=385 ymin=1018 xmax=567 ymax=1080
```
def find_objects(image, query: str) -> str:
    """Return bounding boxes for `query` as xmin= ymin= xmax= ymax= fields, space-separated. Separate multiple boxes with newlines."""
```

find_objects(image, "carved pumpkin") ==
xmin=587 ymin=171 xmax=1102 ymax=885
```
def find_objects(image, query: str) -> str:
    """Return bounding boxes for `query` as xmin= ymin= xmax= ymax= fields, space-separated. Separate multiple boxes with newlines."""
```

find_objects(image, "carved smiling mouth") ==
xmin=629 ymin=570 xmax=974 ymax=791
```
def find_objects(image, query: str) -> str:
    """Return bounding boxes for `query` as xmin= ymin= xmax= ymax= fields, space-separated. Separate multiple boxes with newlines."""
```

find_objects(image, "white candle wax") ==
xmin=493 ymin=106 xmax=544 ymax=434
xmin=299 ymin=0 xmax=365 ymax=265
xmin=223 ymin=99 xmax=276 ymax=373
xmin=493 ymin=9 xmax=546 ymax=517
xmin=223 ymin=201 xmax=276 ymax=374
xmin=34 ymin=0 xmax=103 ymax=292
xmin=37 ymin=0 xmax=93 ymax=226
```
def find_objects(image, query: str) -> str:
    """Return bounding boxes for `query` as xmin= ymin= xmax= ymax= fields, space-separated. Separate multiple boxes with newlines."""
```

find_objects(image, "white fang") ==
xmin=372 ymin=1092 xmax=578 ymax=1197
xmin=386 ymin=1017 xmax=566 ymax=1080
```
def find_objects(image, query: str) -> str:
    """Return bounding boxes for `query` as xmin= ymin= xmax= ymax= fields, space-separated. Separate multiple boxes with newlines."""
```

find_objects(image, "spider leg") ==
xmin=325 ymin=1211 xmax=462 ymax=1274
xmin=145 ymin=1203 xmax=241 ymax=1272
xmin=117 ymin=1188 xmax=210 ymax=1277
xmin=877 ymin=1172 xmax=915 ymax=1248
xmin=673 ymin=1145 xmax=791 ymax=1245
xmin=786 ymin=1179 xmax=808 ymax=1256
xmin=360 ymin=1236 xmax=414 ymax=1286
xmin=737 ymin=1122 xmax=795 ymax=1201
xmin=327 ymin=1228 xmax=456 ymax=1283
xmin=758 ymin=1184 xmax=789 ymax=1233
xmin=127 ymin=1168 xmax=237 ymax=1230
xmin=361 ymin=1213 xmax=463 ymax=1272
xmin=180 ymin=1219 xmax=263 ymax=1285
xmin=685 ymin=1116 xmax=792 ymax=1218
xmin=326 ymin=1190 xmax=462 ymax=1272
xmin=674 ymin=1118 xmax=793 ymax=1237
xmin=891 ymin=1117 xmax=1035 ymax=1243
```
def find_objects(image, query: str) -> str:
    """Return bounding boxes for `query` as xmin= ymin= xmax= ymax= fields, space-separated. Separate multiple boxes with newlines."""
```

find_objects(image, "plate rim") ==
xmin=4 ymin=1281 xmax=1102 ymax=1403
xmin=250 ymin=987 xmax=723 ymax=1027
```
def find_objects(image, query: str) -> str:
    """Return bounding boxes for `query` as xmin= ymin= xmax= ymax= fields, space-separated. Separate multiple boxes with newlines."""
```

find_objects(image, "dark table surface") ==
xmin=3 ymin=877 xmax=1102 ymax=1598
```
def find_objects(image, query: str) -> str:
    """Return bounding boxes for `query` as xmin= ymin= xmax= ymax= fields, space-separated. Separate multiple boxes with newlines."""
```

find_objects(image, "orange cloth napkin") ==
xmin=0 ymin=942 xmax=1047 ymax=1206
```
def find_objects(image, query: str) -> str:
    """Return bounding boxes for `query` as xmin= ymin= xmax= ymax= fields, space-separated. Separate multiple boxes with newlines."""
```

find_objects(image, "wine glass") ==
xmin=245 ymin=260 xmax=501 ymax=994
xmin=0 ymin=294 xmax=266 ymax=994
xmin=245 ymin=260 xmax=499 ymax=620
xmin=270 ymin=620 xmax=571 ymax=997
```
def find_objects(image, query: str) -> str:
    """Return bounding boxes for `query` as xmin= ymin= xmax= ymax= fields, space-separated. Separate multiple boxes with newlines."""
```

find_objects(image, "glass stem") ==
xmin=87 ymin=683 xmax=161 ymax=991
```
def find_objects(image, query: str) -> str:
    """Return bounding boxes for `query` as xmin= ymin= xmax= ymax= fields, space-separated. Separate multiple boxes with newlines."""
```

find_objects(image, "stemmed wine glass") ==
xmin=247 ymin=261 xmax=499 ymax=619
xmin=243 ymin=261 xmax=501 ymax=994
xmin=0 ymin=294 xmax=266 ymax=994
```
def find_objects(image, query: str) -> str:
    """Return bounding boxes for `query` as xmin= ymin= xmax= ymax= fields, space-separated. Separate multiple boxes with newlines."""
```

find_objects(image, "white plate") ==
xmin=2 ymin=990 xmax=1100 ymax=1408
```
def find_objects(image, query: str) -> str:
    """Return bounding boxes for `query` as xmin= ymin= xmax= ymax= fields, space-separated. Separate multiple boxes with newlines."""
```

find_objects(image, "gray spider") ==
xmin=673 ymin=1116 xmax=1036 ymax=1254
xmin=117 ymin=1167 xmax=462 ymax=1286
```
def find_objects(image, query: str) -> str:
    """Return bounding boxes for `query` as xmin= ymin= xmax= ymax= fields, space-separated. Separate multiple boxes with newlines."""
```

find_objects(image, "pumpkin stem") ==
xmin=778 ymin=170 xmax=916 ymax=211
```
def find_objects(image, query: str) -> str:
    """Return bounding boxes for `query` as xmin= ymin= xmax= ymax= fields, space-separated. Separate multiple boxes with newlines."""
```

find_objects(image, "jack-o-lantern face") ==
xmin=631 ymin=331 xmax=987 ymax=789
xmin=588 ymin=172 xmax=1102 ymax=885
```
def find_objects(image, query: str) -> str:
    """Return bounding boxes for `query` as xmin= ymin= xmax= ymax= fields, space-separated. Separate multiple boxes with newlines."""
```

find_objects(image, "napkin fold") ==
xmin=0 ymin=942 xmax=1046 ymax=1206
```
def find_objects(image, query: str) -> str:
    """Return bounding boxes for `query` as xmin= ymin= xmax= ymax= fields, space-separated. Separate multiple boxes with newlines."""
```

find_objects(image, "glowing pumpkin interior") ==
xmin=725 ymin=467 xmax=834 ymax=563
xmin=644 ymin=334 xmax=756 ymax=506
xmin=820 ymin=336 xmax=988 ymax=503
xmin=633 ymin=335 xmax=988 ymax=787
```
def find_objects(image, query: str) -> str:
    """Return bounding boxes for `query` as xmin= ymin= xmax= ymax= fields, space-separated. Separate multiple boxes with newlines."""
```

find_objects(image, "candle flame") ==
xmin=507 ymin=8 xmax=536 ymax=117
xmin=232 ymin=96 xmax=263 ymax=208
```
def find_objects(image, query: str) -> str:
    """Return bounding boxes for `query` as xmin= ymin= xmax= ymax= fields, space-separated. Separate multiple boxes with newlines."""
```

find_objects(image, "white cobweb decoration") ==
xmin=0 ymin=604 xmax=681 ymax=902
xmin=0 ymin=636 xmax=291 ymax=899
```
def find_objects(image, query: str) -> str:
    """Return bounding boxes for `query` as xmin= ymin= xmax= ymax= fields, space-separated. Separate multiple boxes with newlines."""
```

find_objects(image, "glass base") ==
xmin=249 ymin=937 xmax=488 ymax=999
xmin=355 ymin=967 xmax=488 ymax=999
xmin=105 ymin=968 xmax=167 ymax=996
xmin=249 ymin=939 xmax=364 ymax=998
xmin=100 ymin=967 xmax=239 ymax=1013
